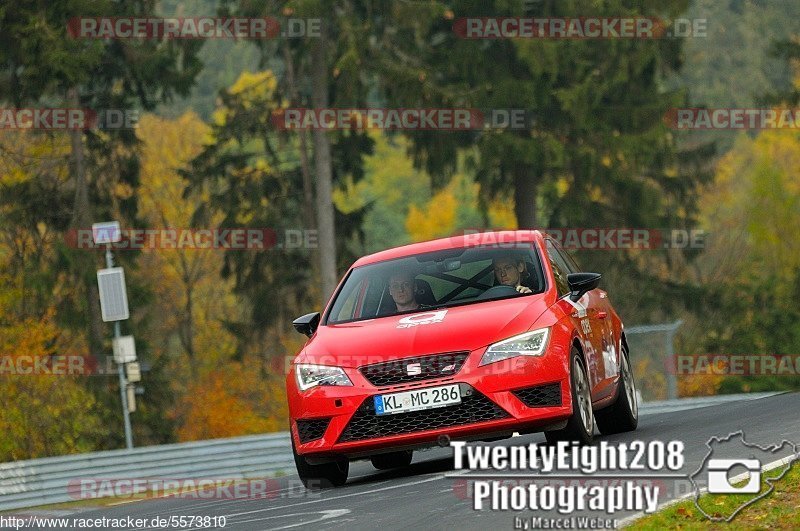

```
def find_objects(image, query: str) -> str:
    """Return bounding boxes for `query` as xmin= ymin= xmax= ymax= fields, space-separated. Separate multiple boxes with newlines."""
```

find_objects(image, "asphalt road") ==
xmin=59 ymin=393 xmax=800 ymax=530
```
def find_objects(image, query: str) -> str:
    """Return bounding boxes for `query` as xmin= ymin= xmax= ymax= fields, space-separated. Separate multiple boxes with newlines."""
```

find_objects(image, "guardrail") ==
xmin=0 ymin=432 xmax=294 ymax=512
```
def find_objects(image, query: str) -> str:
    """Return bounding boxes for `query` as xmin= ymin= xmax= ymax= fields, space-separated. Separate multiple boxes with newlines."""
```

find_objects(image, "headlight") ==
xmin=295 ymin=364 xmax=353 ymax=391
xmin=479 ymin=327 xmax=550 ymax=366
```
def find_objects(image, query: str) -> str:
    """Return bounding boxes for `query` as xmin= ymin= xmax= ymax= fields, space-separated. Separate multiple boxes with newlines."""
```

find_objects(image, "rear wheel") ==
xmin=545 ymin=347 xmax=594 ymax=445
xmin=370 ymin=450 xmax=413 ymax=470
xmin=292 ymin=436 xmax=349 ymax=489
xmin=595 ymin=345 xmax=638 ymax=435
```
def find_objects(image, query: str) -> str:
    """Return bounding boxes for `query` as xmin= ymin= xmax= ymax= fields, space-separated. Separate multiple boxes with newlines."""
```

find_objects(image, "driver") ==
xmin=493 ymin=255 xmax=532 ymax=294
xmin=388 ymin=270 xmax=420 ymax=312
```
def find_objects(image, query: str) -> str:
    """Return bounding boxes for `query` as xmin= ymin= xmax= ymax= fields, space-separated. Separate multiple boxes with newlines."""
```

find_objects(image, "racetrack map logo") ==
xmin=689 ymin=431 xmax=799 ymax=522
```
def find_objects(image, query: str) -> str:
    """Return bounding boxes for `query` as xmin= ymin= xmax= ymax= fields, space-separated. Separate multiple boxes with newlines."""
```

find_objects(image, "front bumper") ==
xmin=287 ymin=345 xmax=572 ymax=460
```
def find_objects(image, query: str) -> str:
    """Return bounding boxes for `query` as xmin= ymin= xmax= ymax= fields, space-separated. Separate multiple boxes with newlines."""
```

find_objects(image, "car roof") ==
xmin=351 ymin=230 xmax=546 ymax=267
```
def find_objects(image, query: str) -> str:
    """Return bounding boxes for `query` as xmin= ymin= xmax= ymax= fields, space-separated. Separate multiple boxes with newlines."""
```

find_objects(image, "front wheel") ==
xmin=595 ymin=345 xmax=638 ymax=435
xmin=292 ymin=436 xmax=349 ymax=489
xmin=545 ymin=347 xmax=594 ymax=445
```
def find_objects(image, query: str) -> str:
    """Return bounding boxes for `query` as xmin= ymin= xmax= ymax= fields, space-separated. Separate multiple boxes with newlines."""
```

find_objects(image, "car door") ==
xmin=593 ymin=290 xmax=619 ymax=394
xmin=551 ymin=241 xmax=617 ymax=398
xmin=545 ymin=238 xmax=598 ymax=390
xmin=547 ymin=240 xmax=606 ymax=400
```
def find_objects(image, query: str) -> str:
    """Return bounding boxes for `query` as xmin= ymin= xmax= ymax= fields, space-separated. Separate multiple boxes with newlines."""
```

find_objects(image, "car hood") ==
xmin=299 ymin=295 xmax=551 ymax=367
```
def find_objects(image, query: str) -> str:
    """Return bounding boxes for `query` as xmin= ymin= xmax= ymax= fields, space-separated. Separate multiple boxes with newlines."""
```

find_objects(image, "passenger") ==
xmin=492 ymin=255 xmax=533 ymax=294
xmin=388 ymin=270 xmax=420 ymax=312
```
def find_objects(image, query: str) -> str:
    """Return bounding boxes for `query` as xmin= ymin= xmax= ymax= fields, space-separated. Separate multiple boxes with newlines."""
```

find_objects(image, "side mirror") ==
xmin=567 ymin=272 xmax=601 ymax=302
xmin=292 ymin=312 xmax=320 ymax=337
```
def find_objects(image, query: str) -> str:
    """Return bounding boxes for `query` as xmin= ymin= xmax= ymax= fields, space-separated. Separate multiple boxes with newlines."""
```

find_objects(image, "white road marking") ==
xmin=114 ymin=478 xmax=338 ymax=521
xmin=223 ymin=470 xmax=469 ymax=519
xmin=106 ymin=499 xmax=142 ymax=507
xmin=221 ymin=508 xmax=351 ymax=530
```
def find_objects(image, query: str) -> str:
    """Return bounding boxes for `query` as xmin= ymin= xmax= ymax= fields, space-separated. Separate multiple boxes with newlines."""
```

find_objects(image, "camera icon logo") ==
xmin=690 ymin=431 xmax=799 ymax=522
xmin=707 ymin=459 xmax=761 ymax=494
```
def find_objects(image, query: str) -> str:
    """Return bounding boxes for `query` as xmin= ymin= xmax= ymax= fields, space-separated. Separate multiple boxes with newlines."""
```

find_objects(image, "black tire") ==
xmin=370 ymin=450 xmax=413 ymax=470
xmin=545 ymin=347 xmax=594 ymax=445
xmin=595 ymin=344 xmax=638 ymax=435
xmin=292 ymin=436 xmax=349 ymax=489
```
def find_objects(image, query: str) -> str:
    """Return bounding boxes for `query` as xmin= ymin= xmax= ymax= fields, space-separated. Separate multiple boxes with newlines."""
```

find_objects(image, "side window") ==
xmin=553 ymin=241 xmax=580 ymax=274
xmin=545 ymin=240 xmax=571 ymax=296
xmin=332 ymin=278 xmax=365 ymax=321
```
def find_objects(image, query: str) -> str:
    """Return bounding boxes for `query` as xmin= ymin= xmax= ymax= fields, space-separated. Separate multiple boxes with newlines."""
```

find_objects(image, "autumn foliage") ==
xmin=0 ymin=307 xmax=103 ymax=460
xmin=174 ymin=361 xmax=286 ymax=441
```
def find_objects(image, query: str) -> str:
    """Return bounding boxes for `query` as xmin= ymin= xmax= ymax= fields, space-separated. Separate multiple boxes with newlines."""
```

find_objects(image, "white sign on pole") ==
xmin=97 ymin=267 xmax=129 ymax=322
xmin=92 ymin=221 xmax=122 ymax=244
xmin=113 ymin=335 xmax=137 ymax=364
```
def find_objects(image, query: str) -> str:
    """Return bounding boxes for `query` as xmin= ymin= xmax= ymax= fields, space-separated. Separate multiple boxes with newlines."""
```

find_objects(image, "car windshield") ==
xmin=326 ymin=245 xmax=545 ymax=324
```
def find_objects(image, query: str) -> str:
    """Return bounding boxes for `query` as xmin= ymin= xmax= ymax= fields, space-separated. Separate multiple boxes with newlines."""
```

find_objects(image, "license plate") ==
xmin=374 ymin=384 xmax=461 ymax=415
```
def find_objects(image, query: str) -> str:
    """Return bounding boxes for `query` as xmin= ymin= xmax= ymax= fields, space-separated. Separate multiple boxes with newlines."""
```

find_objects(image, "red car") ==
xmin=286 ymin=230 xmax=638 ymax=487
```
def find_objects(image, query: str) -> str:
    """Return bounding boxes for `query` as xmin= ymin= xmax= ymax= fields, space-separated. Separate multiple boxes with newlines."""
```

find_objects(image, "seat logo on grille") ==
xmin=406 ymin=362 xmax=422 ymax=375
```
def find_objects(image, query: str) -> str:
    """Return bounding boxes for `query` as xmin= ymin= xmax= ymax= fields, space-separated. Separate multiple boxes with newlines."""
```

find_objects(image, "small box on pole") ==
xmin=126 ymin=361 xmax=141 ymax=383
xmin=126 ymin=385 xmax=136 ymax=413
xmin=113 ymin=335 xmax=137 ymax=364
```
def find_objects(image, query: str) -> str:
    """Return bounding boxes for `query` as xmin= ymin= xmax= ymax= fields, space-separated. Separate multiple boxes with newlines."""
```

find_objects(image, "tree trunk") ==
xmin=183 ymin=278 xmax=195 ymax=377
xmin=513 ymin=167 xmax=538 ymax=229
xmin=281 ymin=43 xmax=317 ymax=234
xmin=310 ymin=28 xmax=338 ymax=304
xmin=177 ymin=251 xmax=196 ymax=373
xmin=68 ymin=87 xmax=105 ymax=360
xmin=282 ymin=42 xmax=320 ymax=305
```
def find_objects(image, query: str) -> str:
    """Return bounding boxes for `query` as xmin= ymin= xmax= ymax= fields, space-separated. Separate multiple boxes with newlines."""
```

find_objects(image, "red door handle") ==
xmin=596 ymin=311 xmax=608 ymax=319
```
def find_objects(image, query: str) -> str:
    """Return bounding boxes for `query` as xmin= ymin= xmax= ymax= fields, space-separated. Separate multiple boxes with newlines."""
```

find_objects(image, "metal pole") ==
xmin=106 ymin=246 xmax=134 ymax=449
xmin=666 ymin=319 xmax=683 ymax=401
xmin=665 ymin=329 xmax=677 ymax=400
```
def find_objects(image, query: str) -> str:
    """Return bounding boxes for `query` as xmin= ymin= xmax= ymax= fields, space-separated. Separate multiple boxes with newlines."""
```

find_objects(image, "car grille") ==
xmin=337 ymin=385 xmax=508 ymax=443
xmin=512 ymin=383 xmax=562 ymax=407
xmin=359 ymin=352 xmax=469 ymax=387
xmin=296 ymin=418 xmax=331 ymax=443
